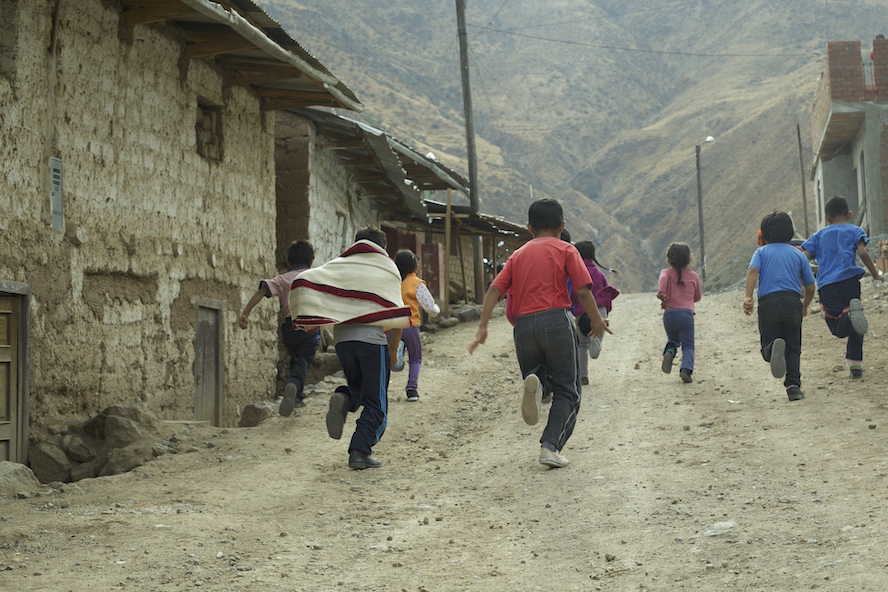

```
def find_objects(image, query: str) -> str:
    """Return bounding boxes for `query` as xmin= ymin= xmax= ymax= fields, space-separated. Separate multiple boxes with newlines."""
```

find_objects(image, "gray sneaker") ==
xmin=770 ymin=338 xmax=786 ymax=378
xmin=280 ymin=382 xmax=298 ymax=417
xmin=522 ymin=374 xmax=542 ymax=426
xmin=849 ymin=298 xmax=868 ymax=335
xmin=662 ymin=348 xmax=676 ymax=374
xmin=588 ymin=337 xmax=602 ymax=359
xmin=539 ymin=446 xmax=569 ymax=468
xmin=326 ymin=389 xmax=349 ymax=440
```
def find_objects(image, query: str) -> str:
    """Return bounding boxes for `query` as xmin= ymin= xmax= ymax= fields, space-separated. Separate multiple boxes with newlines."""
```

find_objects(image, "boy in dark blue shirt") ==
xmin=744 ymin=212 xmax=816 ymax=401
xmin=801 ymin=196 xmax=884 ymax=379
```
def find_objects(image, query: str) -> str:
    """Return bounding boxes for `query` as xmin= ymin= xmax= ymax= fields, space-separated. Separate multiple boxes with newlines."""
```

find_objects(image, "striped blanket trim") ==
xmin=291 ymin=279 xmax=400 ymax=309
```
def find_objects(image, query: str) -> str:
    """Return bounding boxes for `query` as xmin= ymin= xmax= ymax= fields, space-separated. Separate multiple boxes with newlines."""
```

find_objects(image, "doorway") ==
xmin=193 ymin=297 xmax=225 ymax=426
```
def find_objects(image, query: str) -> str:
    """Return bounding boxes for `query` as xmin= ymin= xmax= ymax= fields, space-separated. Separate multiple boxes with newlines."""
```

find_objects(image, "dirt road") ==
xmin=3 ymin=285 xmax=888 ymax=591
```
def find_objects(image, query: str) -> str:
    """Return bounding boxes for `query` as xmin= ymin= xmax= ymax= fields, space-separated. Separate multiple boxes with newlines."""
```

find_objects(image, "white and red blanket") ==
xmin=288 ymin=240 xmax=412 ymax=330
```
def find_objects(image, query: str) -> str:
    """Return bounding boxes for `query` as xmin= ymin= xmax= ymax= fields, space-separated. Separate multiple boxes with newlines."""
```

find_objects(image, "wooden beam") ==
xmin=184 ymin=39 xmax=256 ymax=59
xmin=122 ymin=5 xmax=195 ymax=27
xmin=230 ymin=69 xmax=302 ymax=86
xmin=260 ymin=97 xmax=338 ymax=111
xmin=444 ymin=189 xmax=452 ymax=316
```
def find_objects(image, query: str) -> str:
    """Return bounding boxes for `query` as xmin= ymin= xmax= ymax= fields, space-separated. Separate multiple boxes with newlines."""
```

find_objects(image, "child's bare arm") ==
xmin=469 ymin=286 xmax=502 ymax=354
xmin=238 ymin=283 xmax=271 ymax=328
xmin=802 ymin=283 xmax=815 ymax=316
xmin=575 ymin=285 xmax=613 ymax=339
xmin=857 ymin=240 xmax=885 ymax=282
xmin=388 ymin=328 xmax=402 ymax=366
xmin=743 ymin=268 xmax=759 ymax=315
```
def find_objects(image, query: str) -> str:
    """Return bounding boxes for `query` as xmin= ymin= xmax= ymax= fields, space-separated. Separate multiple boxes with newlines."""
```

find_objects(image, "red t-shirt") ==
xmin=492 ymin=237 xmax=592 ymax=317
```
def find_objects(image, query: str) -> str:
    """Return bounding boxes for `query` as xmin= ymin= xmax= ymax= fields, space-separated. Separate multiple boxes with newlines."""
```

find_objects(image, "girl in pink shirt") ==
xmin=656 ymin=243 xmax=702 ymax=383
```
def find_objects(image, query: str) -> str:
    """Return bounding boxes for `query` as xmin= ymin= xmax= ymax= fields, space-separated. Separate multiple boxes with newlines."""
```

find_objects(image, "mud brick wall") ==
xmin=0 ymin=0 xmax=281 ymax=426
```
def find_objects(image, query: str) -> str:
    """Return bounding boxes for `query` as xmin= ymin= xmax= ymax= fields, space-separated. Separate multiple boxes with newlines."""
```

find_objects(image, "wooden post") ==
xmin=444 ymin=189 xmax=452 ymax=318
xmin=456 ymin=225 xmax=469 ymax=302
xmin=796 ymin=123 xmax=810 ymax=237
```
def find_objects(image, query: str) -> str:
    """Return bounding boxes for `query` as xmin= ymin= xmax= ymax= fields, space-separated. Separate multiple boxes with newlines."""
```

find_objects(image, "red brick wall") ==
xmin=827 ymin=41 xmax=865 ymax=101
xmin=872 ymin=37 xmax=888 ymax=100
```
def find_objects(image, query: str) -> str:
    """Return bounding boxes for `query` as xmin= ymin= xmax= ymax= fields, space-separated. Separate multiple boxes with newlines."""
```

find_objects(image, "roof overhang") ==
xmin=120 ymin=0 xmax=361 ymax=112
xmin=425 ymin=200 xmax=531 ymax=244
xmin=815 ymin=103 xmax=865 ymax=162
xmin=287 ymin=108 xmax=428 ymax=222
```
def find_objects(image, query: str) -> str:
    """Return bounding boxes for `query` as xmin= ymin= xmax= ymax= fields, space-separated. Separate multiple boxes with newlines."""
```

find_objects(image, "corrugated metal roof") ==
xmin=120 ymin=0 xmax=360 ymax=111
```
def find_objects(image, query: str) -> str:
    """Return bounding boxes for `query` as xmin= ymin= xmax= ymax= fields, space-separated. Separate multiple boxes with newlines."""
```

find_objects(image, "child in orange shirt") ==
xmin=393 ymin=250 xmax=440 ymax=402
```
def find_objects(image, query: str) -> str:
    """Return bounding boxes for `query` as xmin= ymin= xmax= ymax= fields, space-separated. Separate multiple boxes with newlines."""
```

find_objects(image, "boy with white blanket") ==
xmin=289 ymin=227 xmax=409 ymax=469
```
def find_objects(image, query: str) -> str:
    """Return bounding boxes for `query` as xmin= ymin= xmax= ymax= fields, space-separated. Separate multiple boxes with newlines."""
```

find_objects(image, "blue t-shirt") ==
xmin=749 ymin=243 xmax=815 ymax=298
xmin=800 ymin=223 xmax=867 ymax=289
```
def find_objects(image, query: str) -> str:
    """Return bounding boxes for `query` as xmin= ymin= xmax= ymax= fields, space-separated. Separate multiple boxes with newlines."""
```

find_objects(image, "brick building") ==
xmin=811 ymin=37 xmax=888 ymax=232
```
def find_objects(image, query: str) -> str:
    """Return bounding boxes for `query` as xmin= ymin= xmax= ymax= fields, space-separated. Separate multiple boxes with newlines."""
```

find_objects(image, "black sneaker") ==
xmin=348 ymin=451 xmax=382 ymax=469
xmin=850 ymin=366 xmax=863 ymax=379
xmin=580 ymin=376 xmax=589 ymax=386
xmin=406 ymin=388 xmax=419 ymax=402
xmin=787 ymin=386 xmax=805 ymax=401
xmin=662 ymin=348 xmax=676 ymax=374
xmin=770 ymin=338 xmax=786 ymax=379
xmin=679 ymin=368 xmax=693 ymax=383
xmin=326 ymin=388 xmax=349 ymax=440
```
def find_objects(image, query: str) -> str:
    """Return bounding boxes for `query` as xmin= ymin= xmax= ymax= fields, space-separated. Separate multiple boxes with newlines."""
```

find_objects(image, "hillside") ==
xmin=259 ymin=0 xmax=888 ymax=290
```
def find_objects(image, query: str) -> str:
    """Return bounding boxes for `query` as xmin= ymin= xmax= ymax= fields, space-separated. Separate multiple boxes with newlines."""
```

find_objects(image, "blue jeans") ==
xmin=513 ymin=308 xmax=580 ymax=451
xmin=663 ymin=308 xmax=695 ymax=372
xmin=818 ymin=276 xmax=863 ymax=362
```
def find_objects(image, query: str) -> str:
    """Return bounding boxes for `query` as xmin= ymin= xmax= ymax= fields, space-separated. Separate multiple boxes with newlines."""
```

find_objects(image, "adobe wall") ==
xmin=275 ymin=111 xmax=380 ymax=267
xmin=0 ymin=1 xmax=281 ymax=426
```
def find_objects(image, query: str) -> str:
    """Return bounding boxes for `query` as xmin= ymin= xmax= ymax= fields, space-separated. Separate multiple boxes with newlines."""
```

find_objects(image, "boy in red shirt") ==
xmin=469 ymin=199 xmax=610 ymax=468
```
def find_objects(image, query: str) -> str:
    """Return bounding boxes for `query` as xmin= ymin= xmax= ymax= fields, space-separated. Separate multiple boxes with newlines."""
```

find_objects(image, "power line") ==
xmin=495 ymin=0 xmax=703 ymax=32
xmin=466 ymin=25 xmax=820 ymax=58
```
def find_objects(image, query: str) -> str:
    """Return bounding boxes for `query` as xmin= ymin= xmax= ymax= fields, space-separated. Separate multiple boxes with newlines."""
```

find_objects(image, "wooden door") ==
xmin=193 ymin=305 xmax=222 ymax=426
xmin=0 ymin=296 xmax=19 ymax=461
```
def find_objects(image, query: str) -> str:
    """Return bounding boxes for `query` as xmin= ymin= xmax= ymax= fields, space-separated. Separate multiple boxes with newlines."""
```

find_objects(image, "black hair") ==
xmin=824 ymin=195 xmax=849 ymax=219
xmin=527 ymin=198 xmax=563 ymax=231
xmin=666 ymin=242 xmax=691 ymax=285
xmin=355 ymin=226 xmax=387 ymax=248
xmin=560 ymin=229 xmax=571 ymax=243
xmin=760 ymin=211 xmax=794 ymax=244
xmin=394 ymin=249 xmax=418 ymax=281
xmin=574 ymin=240 xmax=620 ymax=275
xmin=287 ymin=240 xmax=314 ymax=266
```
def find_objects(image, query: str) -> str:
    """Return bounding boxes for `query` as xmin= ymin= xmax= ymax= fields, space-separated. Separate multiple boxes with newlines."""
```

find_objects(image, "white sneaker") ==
xmin=539 ymin=446 xmax=569 ymax=468
xmin=522 ymin=374 xmax=542 ymax=425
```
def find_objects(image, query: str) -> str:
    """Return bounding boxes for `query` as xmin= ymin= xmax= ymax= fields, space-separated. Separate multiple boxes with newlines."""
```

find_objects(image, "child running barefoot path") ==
xmin=469 ymin=198 xmax=610 ymax=469
xmin=744 ymin=211 xmax=816 ymax=401
xmin=657 ymin=243 xmax=702 ymax=384
xmin=801 ymin=196 xmax=885 ymax=378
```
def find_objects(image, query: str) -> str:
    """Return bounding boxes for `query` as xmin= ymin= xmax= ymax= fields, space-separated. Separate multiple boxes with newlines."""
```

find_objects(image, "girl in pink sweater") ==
xmin=656 ymin=243 xmax=702 ymax=383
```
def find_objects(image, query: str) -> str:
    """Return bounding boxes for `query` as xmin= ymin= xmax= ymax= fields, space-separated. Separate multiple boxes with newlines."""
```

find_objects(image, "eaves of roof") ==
xmin=288 ymin=108 xmax=427 ymax=221
xmin=120 ymin=0 xmax=361 ymax=112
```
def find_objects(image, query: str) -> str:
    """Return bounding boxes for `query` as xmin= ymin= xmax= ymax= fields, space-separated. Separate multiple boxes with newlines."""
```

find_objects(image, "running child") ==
xmin=469 ymin=198 xmax=610 ymax=469
xmin=657 ymin=242 xmax=702 ymax=383
xmin=801 ymin=195 xmax=885 ymax=378
xmin=743 ymin=211 xmax=816 ymax=401
xmin=392 ymin=249 xmax=440 ymax=402
xmin=570 ymin=240 xmax=620 ymax=385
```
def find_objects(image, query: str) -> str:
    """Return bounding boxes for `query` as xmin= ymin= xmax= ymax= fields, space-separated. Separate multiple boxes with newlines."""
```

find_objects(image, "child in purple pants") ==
xmin=391 ymin=250 xmax=440 ymax=402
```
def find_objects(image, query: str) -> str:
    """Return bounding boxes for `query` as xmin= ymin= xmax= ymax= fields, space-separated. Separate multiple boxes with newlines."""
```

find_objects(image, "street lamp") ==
xmin=695 ymin=135 xmax=715 ymax=281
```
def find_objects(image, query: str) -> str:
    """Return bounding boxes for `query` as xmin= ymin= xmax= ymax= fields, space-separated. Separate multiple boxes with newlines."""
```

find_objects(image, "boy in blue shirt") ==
xmin=801 ymin=196 xmax=884 ymax=379
xmin=744 ymin=212 xmax=816 ymax=401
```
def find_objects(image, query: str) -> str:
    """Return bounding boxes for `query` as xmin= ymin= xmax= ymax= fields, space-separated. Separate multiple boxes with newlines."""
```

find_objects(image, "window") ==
xmin=195 ymin=101 xmax=223 ymax=161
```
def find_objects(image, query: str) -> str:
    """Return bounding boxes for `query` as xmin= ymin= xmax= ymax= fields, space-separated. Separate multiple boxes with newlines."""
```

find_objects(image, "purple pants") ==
xmin=401 ymin=326 xmax=423 ymax=390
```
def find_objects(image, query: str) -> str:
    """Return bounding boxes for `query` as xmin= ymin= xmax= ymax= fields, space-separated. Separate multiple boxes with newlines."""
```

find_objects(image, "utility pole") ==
xmin=455 ymin=0 xmax=485 ymax=303
xmin=695 ymin=144 xmax=706 ymax=281
xmin=796 ymin=123 xmax=810 ymax=237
